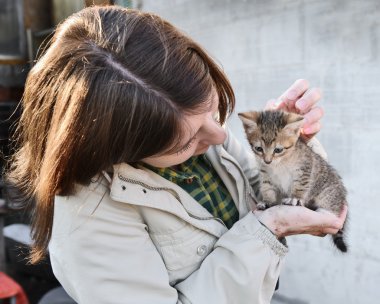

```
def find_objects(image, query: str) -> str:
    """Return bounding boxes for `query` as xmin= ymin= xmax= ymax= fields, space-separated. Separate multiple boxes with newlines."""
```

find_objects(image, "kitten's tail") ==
xmin=332 ymin=230 xmax=348 ymax=253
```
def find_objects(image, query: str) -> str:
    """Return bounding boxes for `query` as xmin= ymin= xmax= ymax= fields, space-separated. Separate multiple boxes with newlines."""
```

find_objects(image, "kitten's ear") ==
xmin=283 ymin=113 xmax=304 ymax=137
xmin=238 ymin=111 xmax=259 ymax=133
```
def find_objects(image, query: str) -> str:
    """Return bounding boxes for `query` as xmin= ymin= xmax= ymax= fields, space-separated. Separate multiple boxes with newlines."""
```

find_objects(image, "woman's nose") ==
xmin=201 ymin=122 xmax=227 ymax=145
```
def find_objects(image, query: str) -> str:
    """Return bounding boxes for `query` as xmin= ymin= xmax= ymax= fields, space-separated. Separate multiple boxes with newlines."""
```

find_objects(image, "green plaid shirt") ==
xmin=146 ymin=155 xmax=239 ymax=229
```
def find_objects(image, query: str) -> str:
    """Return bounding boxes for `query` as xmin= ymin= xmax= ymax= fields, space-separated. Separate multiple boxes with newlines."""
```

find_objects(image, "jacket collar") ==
xmin=109 ymin=152 xmax=228 ymax=237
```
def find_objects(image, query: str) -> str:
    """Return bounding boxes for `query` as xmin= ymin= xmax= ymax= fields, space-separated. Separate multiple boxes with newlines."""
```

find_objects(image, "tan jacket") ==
xmin=49 ymin=129 xmax=292 ymax=304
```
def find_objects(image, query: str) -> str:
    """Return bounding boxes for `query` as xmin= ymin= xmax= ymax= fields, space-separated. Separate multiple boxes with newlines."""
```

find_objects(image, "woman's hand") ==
xmin=265 ymin=79 xmax=324 ymax=140
xmin=253 ymin=204 xmax=348 ymax=238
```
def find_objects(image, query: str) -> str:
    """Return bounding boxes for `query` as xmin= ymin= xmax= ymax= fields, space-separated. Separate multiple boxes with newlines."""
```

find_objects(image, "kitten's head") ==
xmin=238 ymin=110 xmax=303 ymax=166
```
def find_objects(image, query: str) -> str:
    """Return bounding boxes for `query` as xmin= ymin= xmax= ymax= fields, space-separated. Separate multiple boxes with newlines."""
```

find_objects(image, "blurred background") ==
xmin=0 ymin=0 xmax=379 ymax=303
xmin=140 ymin=1 xmax=380 ymax=303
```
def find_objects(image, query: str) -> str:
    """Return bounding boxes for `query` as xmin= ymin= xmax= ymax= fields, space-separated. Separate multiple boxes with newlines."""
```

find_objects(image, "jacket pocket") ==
xmin=151 ymin=223 xmax=217 ymax=272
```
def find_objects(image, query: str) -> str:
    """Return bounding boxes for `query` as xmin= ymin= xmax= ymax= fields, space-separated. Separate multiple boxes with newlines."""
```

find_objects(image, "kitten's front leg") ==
xmin=291 ymin=171 xmax=310 ymax=205
xmin=258 ymin=180 xmax=281 ymax=210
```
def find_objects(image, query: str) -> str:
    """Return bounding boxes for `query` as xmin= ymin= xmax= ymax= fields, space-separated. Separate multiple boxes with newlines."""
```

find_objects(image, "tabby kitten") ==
xmin=238 ymin=110 xmax=348 ymax=252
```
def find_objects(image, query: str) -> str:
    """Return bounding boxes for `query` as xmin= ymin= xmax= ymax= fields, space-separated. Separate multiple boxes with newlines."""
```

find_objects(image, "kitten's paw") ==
xmin=256 ymin=202 xmax=267 ymax=210
xmin=282 ymin=198 xmax=304 ymax=206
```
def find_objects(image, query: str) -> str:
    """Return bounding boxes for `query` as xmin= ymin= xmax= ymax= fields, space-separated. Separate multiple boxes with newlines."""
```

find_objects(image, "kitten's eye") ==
xmin=274 ymin=147 xmax=284 ymax=154
xmin=255 ymin=146 xmax=263 ymax=152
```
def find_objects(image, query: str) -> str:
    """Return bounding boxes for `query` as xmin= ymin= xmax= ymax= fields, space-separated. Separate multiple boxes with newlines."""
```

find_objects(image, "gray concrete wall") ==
xmin=137 ymin=1 xmax=380 ymax=303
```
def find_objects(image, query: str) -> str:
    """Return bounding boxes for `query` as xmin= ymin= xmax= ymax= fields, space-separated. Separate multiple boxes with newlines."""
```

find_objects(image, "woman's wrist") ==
xmin=257 ymin=217 xmax=277 ymax=237
xmin=253 ymin=210 xmax=283 ymax=238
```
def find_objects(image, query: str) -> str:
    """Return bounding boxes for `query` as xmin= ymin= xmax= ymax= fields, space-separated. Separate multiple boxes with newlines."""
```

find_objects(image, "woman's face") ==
xmin=142 ymin=90 xmax=226 ymax=168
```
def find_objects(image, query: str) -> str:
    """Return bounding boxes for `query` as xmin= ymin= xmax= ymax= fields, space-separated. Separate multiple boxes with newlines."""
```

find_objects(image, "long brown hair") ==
xmin=6 ymin=6 xmax=235 ymax=263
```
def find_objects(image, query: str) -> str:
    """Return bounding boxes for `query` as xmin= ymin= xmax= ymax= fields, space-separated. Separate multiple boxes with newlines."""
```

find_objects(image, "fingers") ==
xmin=266 ymin=81 xmax=323 ymax=139
xmin=301 ymin=106 xmax=324 ymax=136
xmin=320 ymin=227 xmax=341 ymax=235
xmin=275 ymin=79 xmax=310 ymax=111
xmin=317 ymin=205 xmax=347 ymax=230
xmin=273 ymin=81 xmax=322 ymax=120
xmin=303 ymin=106 xmax=324 ymax=126
xmin=313 ymin=207 xmax=347 ymax=235
xmin=336 ymin=204 xmax=348 ymax=227
xmin=294 ymin=88 xmax=322 ymax=114
xmin=310 ymin=232 xmax=327 ymax=237
xmin=301 ymin=122 xmax=321 ymax=140
xmin=303 ymin=205 xmax=347 ymax=235
xmin=339 ymin=204 xmax=348 ymax=219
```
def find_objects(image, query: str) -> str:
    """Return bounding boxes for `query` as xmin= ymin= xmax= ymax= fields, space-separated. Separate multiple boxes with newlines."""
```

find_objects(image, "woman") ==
xmin=7 ymin=6 xmax=346 ymax=304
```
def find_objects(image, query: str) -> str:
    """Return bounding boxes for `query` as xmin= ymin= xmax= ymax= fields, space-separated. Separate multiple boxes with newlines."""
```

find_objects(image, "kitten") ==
xmin=238 ymin=110 xmax=348 ymax=252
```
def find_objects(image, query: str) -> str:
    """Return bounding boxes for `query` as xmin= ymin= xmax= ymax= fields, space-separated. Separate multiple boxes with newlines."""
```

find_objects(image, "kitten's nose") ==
xmin=264 ymin=160 xmax=272 ymax=164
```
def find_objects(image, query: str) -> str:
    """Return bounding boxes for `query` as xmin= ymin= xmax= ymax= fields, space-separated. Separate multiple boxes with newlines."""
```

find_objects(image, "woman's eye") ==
xmin=254 ymin=146 xmax=263 ymax=152
xmin=180 ymin=143 xmax=192 ymax=153
xmin=274 ymin=147 xmax=283 ymax=153
xmin=177 ymin=137 xmax=196 ymax=154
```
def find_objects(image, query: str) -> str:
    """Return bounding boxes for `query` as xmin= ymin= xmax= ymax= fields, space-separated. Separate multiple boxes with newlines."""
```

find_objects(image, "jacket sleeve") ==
xmin=306 ymin=137 xmax=328 ymax=160
xmin=50 ymin=183 xmax=287 ymax=304
xmin=176 ymin=212 xmax=287 ymax=304
xmin=50 ymin=187 xmax=179 ymax=304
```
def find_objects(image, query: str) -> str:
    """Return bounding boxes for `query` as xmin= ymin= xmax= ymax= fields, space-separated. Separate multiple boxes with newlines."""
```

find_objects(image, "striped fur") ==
xmin=238 ymin=110 xmax=348 ymax=253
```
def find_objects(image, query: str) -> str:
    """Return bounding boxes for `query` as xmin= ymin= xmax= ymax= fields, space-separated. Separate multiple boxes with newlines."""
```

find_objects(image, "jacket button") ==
xmin=197 ymin=245 xmax=207 ymax=256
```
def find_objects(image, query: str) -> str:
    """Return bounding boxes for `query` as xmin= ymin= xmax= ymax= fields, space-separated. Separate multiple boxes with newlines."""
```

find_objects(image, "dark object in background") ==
xmin=0 ymin=99 xmax=20 ymax=169
xmin=4 ymin=224 xmax=61 ymax=304
xmin=5 ymin=236 xmax=57 ymax=282
xmin=0 ymin=0 xmax=27 ymax=61
xmin=38 ymin=287 xmax=76 ymax=304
